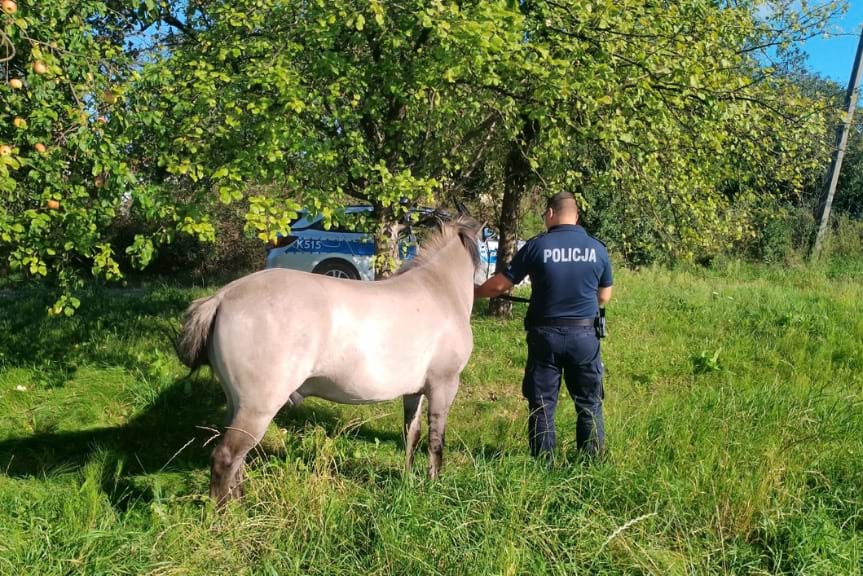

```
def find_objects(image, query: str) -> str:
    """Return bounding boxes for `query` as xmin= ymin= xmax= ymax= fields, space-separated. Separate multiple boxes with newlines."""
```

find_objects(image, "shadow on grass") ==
xmin=274 ymin=402 xmax=404 ymax=447
xmin=472 ymin=298 xmax=530 ymax=320
xmin=0 ymin=377 xmax=219 ymax=499
xmin=0 ymin=374 xmax=408 ymax=509
xmin=0 ymin=285 xmax=194 ymax=387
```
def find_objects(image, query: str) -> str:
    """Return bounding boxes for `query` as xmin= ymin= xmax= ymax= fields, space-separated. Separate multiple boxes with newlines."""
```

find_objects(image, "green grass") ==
xmin=0 ymin=263 xmax=861 ymax=575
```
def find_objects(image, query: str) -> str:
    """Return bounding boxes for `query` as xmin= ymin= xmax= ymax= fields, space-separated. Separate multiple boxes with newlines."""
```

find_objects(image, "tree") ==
xmin=1 ymin=0 xmax=845 ymax=314
xmin=0 ymin=0 xmax=184 ymax=314
xmin=835 ymin=115 xmax=863 ymax=220
xmin=129 ymin=0 xmax=533 ymax=277
xmin=478 ymin=0 xmax=842 ymax=281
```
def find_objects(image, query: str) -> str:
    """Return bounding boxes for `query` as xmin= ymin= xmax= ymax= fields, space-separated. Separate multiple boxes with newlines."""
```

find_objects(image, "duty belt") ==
xmin=491 ymin=295 xmax=606 ymax=337
xmin=529 ymin=317 xmax=595 ymax=327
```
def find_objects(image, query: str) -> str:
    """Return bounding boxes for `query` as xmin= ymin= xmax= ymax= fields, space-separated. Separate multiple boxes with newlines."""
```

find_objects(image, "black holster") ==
xmin=595 ymin=307 xmax=607 ymax=338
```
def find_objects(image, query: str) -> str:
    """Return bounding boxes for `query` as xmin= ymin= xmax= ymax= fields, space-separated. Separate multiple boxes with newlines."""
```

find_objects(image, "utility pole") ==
xmin=812 ymin=27 xmax=863 ymax=258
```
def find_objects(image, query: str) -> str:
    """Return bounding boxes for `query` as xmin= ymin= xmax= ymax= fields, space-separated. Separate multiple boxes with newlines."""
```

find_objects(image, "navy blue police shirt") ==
xmin=503 ymin=224 xmax=612 ymax=326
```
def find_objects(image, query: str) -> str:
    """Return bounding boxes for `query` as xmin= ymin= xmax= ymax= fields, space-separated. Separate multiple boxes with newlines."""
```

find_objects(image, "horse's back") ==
xmin=207 ymin=265 xmax=472 ymax=405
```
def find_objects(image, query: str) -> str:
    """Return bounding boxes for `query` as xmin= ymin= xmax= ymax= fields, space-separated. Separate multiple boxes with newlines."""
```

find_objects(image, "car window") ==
xmin=302 ymin=219 xmax=326 ymax=231
xmin=329 ymin=212 xmax=368 ymax=233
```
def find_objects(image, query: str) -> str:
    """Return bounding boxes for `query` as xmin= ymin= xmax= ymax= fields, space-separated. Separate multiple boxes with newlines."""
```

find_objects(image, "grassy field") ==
xmin=0 ymin=262 xmax=861 ymax=575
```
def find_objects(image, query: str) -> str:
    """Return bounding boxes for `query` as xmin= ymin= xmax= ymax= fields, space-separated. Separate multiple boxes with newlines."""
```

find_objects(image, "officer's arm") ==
xmin=598 ymin=286 xmax=613 ymax=305
xmin=474 ymin=274 xmax=514 ymax=300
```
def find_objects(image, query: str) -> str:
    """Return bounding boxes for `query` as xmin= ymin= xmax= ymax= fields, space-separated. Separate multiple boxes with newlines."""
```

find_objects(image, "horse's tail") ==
xmin=177 ymin=294 xmax=221 ymax=371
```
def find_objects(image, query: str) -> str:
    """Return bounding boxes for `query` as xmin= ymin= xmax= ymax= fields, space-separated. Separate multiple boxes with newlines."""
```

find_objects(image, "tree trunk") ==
xmin=489 ymin=117 xmax=539 ymax=317
xmin=373 ymin=210 xmax=403 ymax=280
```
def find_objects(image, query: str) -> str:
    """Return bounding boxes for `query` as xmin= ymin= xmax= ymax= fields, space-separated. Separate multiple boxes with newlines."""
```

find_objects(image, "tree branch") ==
xmin=161 ymin=12 xmax=195 ymax=39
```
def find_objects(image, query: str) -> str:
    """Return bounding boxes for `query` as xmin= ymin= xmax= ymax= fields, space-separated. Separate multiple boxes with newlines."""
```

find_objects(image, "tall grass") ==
xmin=0 ymin=263 xmax=861 ymax=575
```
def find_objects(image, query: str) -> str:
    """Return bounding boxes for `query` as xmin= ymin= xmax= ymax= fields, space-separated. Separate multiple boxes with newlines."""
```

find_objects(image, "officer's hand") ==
xmin=475 ymin=274 xmax=515 ymax=300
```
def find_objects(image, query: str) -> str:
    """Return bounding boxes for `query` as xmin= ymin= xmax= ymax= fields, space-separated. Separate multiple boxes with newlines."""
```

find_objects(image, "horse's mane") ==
xmin=396 ymin=214 xmax=481 ymax=275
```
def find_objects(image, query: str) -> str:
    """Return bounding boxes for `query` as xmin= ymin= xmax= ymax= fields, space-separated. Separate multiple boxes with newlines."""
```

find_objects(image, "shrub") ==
xmin=107 ymin=199 xmax=266 ymax=283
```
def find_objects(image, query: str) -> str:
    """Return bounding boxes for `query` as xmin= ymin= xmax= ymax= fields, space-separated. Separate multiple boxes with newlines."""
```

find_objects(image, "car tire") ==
xmin=312 ymin=259 xmax=361 ymax=280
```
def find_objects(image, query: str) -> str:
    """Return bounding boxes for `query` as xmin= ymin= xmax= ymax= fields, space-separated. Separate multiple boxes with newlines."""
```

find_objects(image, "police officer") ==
xmin=474 ymin=192 xmax=613 ymax=460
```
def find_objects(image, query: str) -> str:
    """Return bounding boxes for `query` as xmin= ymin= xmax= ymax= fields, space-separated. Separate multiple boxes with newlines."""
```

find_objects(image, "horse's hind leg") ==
xmin=426 ymin=378 xmax=459 ymax=480
xmin=210 ymin=409 xmax=274 ymax=507
xmin=403 ymin=393 xmax=424 ymax=471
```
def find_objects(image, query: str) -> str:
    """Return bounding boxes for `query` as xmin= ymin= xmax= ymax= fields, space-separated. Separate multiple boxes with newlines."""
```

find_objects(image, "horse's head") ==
xmin=398 ymin=214 xmax=482 ymax=277
xmin=444 ymin=214 xmax=483 ymax=271
xmin=404 ymin=213 xmax=482 ymax=316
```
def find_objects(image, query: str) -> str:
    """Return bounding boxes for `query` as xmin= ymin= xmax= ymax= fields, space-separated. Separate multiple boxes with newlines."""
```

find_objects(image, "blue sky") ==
xmin=802 ymin=2 xmax=863 ymax=83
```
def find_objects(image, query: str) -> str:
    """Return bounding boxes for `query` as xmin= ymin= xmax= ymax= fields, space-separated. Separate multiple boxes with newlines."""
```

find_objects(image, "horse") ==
xmin=176 ymin=215 xmax=482 ymax=505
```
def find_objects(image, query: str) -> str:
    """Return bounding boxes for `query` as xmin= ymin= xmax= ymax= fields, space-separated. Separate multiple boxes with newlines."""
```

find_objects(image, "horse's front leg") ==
xmin=403 ymin=393 xmax=424 ymax=472
xmin=426 ymin=377 xmax=459 ymax=480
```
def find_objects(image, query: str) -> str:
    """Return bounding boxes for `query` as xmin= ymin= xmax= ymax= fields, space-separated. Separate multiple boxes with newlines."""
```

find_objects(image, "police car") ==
xmin=265 ymin=205 xmax=520 ymax=284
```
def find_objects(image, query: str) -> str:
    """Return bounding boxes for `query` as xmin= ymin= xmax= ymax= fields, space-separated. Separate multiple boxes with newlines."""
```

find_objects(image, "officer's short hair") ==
xmin=546 ymin=192 xmax=578 ymax=214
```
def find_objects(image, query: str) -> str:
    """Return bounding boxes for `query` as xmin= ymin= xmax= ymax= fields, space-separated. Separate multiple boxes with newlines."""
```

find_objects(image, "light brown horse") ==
xmin=177 ymin=216 xmax=481 ymax=505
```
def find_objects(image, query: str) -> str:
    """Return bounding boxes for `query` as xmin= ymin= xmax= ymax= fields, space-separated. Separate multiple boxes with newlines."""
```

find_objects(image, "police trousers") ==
xmin=522 ymin=325 xmax=605 ymax=458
